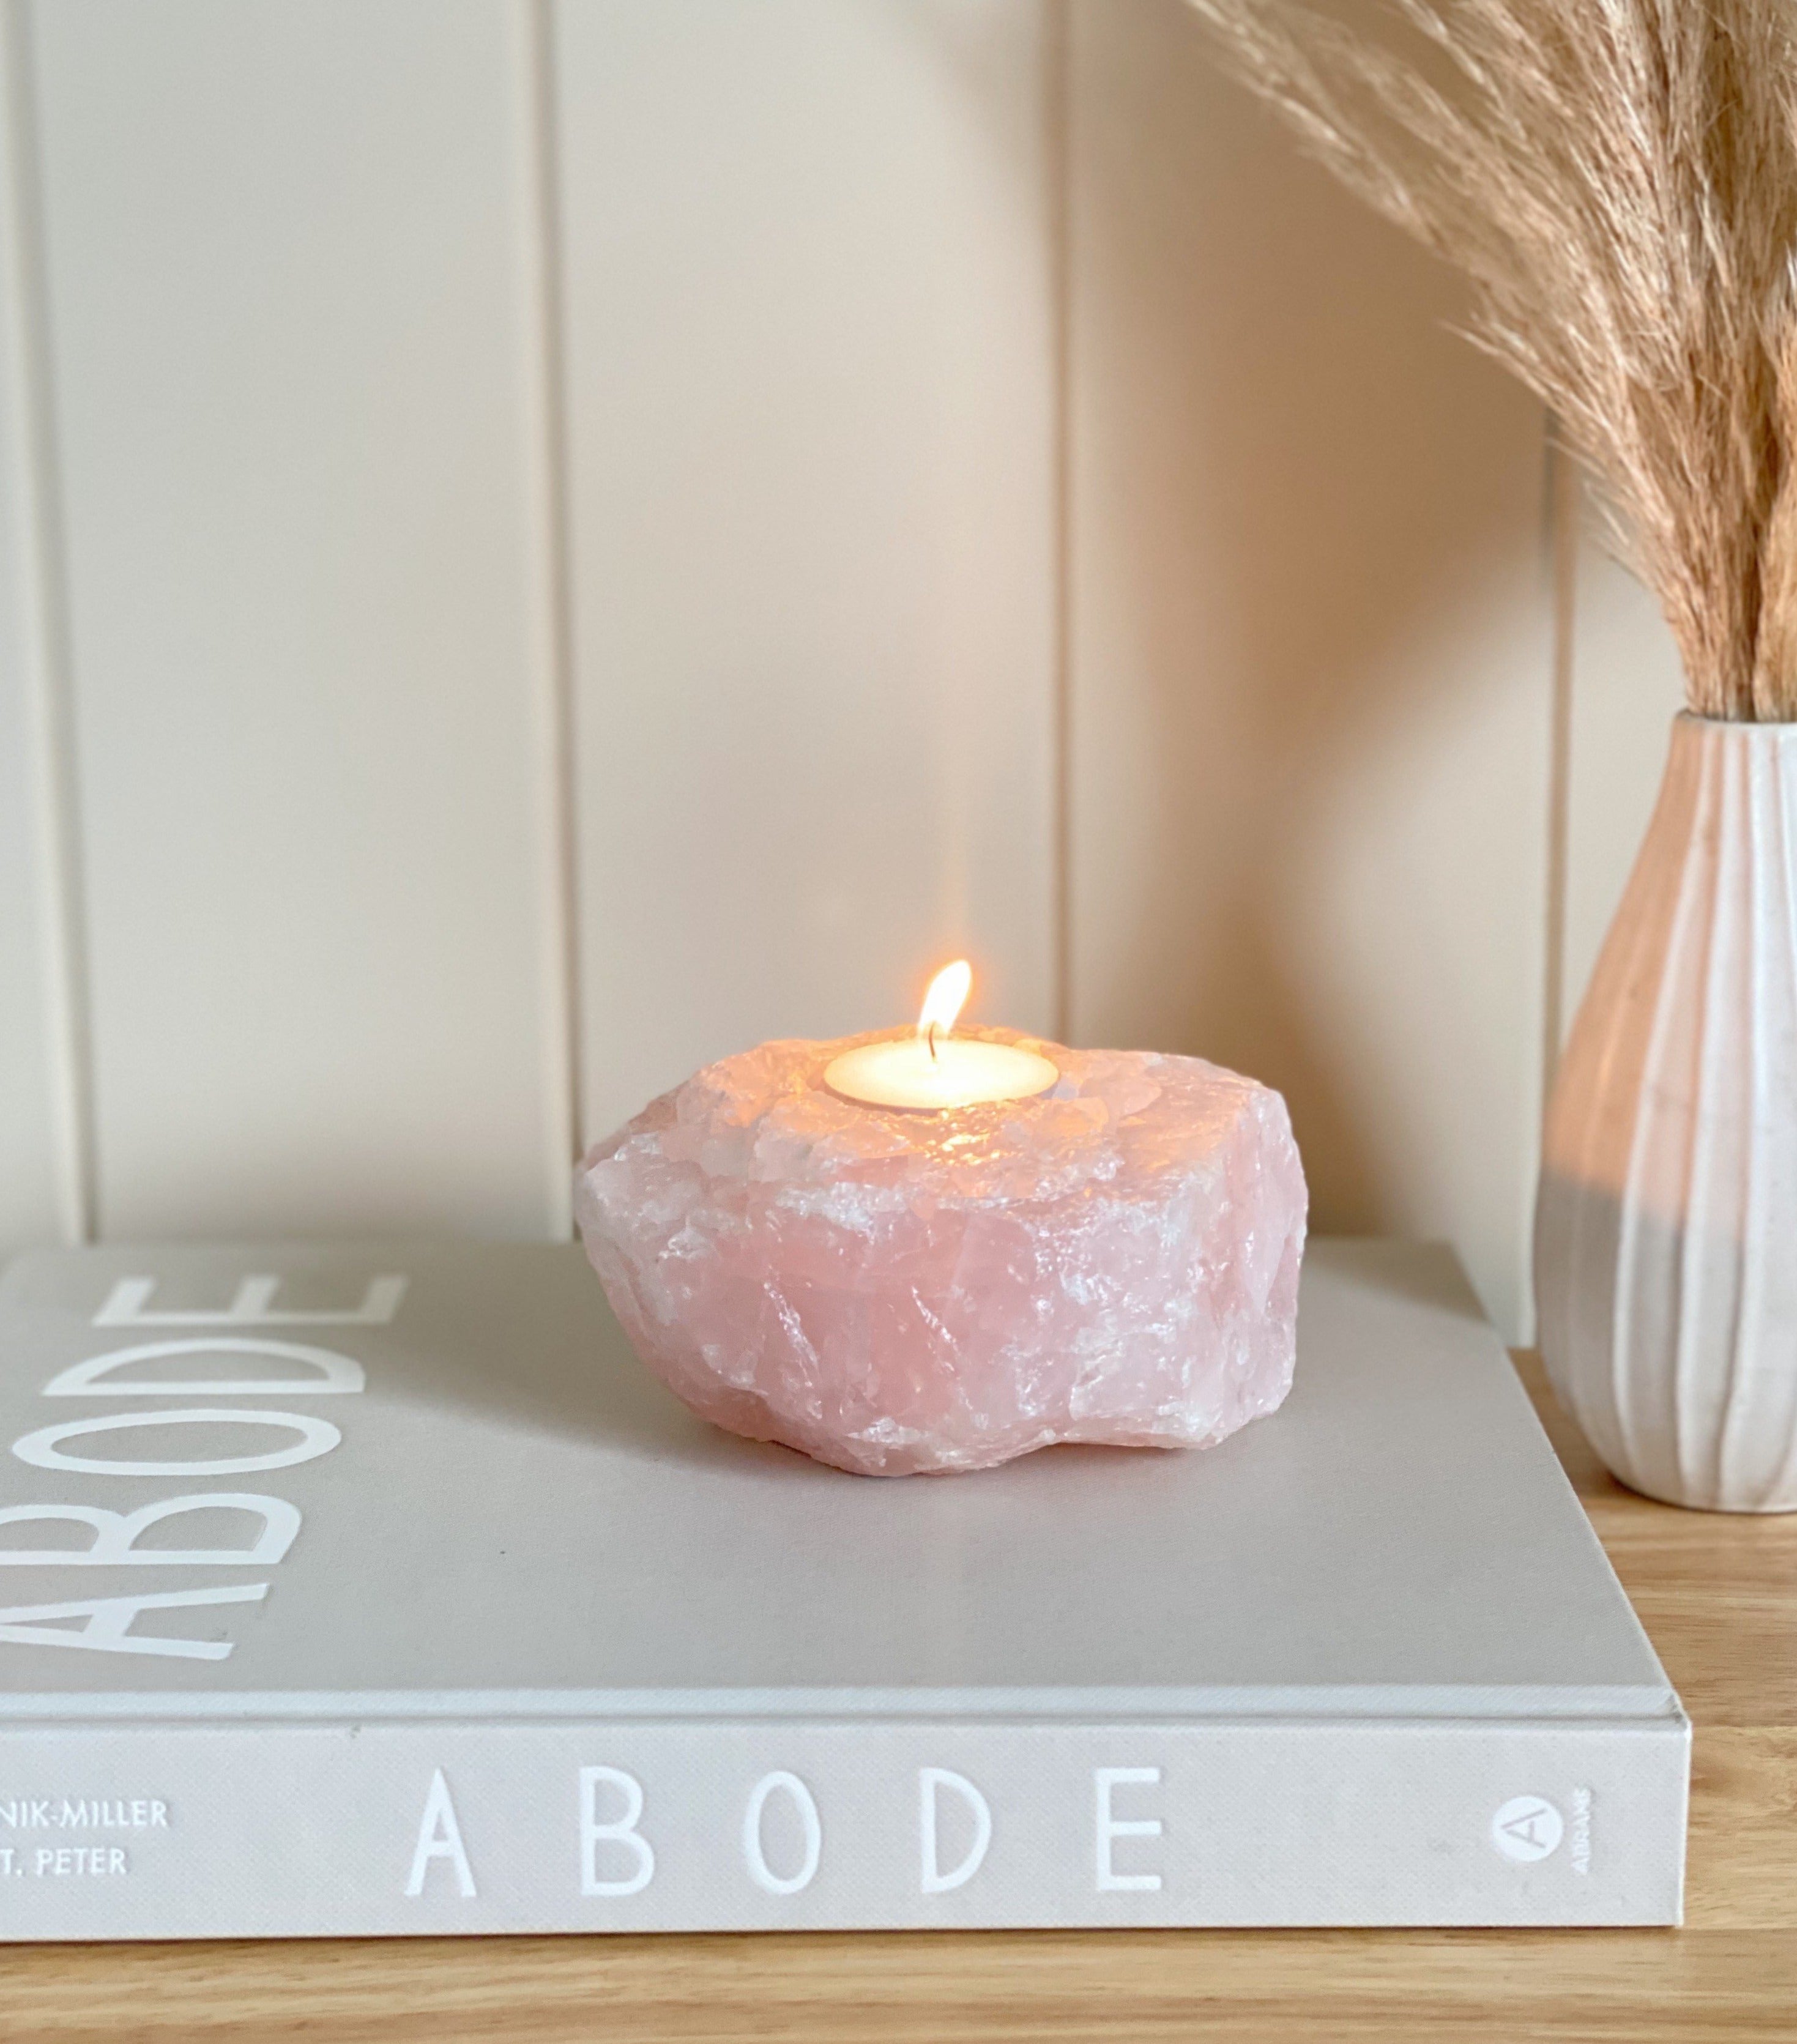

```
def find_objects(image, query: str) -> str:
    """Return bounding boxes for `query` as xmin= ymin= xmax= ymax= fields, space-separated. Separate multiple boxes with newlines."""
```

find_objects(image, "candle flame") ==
xmin=917 ymin=959 xmax=972 ymax=1043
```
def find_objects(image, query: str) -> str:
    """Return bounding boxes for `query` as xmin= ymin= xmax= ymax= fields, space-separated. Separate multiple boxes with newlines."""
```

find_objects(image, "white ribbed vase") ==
xmin=1536 ymin=713 xmax=1797 ymax=1511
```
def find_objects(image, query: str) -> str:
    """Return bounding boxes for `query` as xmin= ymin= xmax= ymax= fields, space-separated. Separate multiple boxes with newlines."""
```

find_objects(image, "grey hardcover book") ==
xmin=0 ymin=1238 xmax=1686 ymax=1937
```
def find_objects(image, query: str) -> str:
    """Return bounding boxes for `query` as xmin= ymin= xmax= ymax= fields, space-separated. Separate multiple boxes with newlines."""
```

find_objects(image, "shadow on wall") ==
xmin=1057 ymin=0 xmax=1550 ymax=1271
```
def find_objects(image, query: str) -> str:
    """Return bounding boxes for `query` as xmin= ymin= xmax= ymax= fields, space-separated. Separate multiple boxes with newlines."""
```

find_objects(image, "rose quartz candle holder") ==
xmin=574 ymin=1030 xmax=1308 ymax=1477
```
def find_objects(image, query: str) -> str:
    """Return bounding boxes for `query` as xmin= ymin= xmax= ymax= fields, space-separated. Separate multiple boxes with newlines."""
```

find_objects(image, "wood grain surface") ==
xmin=5 ymin=1354 xmax=1795 ymax=2043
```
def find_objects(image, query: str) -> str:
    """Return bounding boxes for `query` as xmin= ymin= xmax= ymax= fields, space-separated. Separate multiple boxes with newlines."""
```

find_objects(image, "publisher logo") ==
xmin=1490 ymin=1796 xmax=1563 ymax=1863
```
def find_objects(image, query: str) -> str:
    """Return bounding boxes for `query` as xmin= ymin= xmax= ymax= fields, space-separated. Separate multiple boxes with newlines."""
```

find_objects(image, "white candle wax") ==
xmin=824 ymin=1034 xmax=1059 ymax=1111
xmin=822 ymin=959 xmax=1059 ymax=1111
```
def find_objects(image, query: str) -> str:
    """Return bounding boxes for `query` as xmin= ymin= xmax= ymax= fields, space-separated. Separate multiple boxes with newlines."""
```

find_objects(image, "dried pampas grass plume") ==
xmin=1185 ymin=0 xmax=1797 ymax=721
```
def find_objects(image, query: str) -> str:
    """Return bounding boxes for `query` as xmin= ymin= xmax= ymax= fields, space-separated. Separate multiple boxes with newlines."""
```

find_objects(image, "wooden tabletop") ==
xmin=7 ymin=1355 xmax=1796 ymax=2043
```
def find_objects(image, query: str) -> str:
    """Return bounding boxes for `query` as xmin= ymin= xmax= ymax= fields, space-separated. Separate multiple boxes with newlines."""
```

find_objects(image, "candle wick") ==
xmin=927 ymin=1022 xmax=939 ymax=1063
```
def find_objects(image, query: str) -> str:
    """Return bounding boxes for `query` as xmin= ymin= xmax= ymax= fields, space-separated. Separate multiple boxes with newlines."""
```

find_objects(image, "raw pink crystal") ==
xmin=574 ymin=1031 xmax=1308 ymax=1477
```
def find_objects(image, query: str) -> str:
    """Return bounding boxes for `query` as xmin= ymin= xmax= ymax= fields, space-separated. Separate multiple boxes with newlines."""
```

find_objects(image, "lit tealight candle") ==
xmin=823 ymin=961 xmax=1060 ymax=1112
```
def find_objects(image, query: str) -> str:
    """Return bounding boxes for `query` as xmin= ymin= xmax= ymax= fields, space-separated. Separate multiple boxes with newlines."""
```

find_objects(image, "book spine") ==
xmin=0 ymin=1714 xmax=1688 ymax=1936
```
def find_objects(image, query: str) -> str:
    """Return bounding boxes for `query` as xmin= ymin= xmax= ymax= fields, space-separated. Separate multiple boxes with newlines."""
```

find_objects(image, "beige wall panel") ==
xmin=1066 ymin=0 xmax=1553 ymax=1339
xmin=1560 ymin=516 xmax=1689 ymax=1046
xmin=28 ymin=0 xmax=571 ymax=1239
xmin=556 ymin=0 xmax=1057 ymax=1140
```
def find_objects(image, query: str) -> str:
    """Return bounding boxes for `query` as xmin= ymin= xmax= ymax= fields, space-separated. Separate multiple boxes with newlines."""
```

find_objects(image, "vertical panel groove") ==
xmin=518 ymin=0 xmax=582 ymax=1213
xmin=1543 ymin=420 xmax=1579 ymax=1085
xmin=1048 ymin=0 xmax=1073 ymax=1047
xmin=0 ymin=0 xmax=94 ymax=1244
xmin=1527 ymin=416 xmax=1581 ymax=1347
